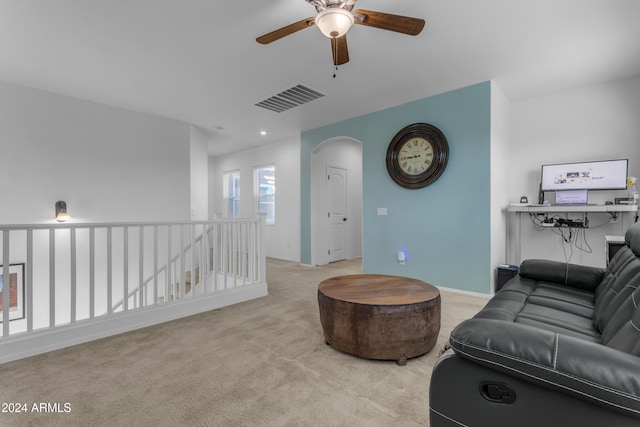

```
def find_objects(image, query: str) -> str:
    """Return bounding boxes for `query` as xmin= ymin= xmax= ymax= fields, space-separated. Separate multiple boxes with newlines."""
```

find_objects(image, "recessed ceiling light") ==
xmin=260 ymin=130 xmax=267 ymax=136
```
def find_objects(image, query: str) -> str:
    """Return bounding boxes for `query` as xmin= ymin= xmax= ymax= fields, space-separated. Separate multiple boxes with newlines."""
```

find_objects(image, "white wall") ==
xmin=508 ymin=74 xmax=640 ymax=267
xmin=190 ymin=125 xmax=209 ymax=221
xmin=210 ymin=137 xmax=301 ymax=262
xmin=310 ymin=137 xmax=363 ymax=265
xmin=0 ymin=80 xmax=198 ymax=335
xmin=0 ymin=81 xmax=192 ymax=224
xmin=490 ymin=82 xmax=511 ymax=291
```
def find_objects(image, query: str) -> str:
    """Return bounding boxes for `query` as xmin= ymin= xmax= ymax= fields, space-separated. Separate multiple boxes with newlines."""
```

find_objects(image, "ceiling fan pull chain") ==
xmin=332 ymin=35 xmax=338 ymax=78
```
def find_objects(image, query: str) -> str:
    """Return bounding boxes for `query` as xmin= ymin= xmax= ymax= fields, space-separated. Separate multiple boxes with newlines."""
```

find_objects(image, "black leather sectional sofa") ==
xmin=430 ymin=221 xmax=640 ymax=427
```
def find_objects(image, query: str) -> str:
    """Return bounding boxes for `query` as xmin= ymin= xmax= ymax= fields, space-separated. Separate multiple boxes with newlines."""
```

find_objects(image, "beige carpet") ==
xmin=0 ymin=258 xmax=487 ymax=427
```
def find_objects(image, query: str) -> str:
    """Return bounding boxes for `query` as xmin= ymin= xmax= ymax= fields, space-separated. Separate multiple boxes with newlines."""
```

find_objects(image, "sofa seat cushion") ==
xmin=528 ymin=283 xmax=595 ymax=309
xmin=516 ymin=304 xmax=601 ymax=341
xmin=526 ymin=294 xmax=593 ymax=318
xmin=473 ymin=290 xmax=528 ymax=321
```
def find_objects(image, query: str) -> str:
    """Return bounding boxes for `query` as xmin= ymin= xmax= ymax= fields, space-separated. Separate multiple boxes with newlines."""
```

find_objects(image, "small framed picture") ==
xmin=0 ymin=263 xmax=25 ymax=322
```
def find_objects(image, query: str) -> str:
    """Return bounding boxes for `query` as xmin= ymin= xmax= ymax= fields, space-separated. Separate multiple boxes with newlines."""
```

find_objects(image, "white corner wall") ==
xmin=0 ymin=81 xmax=192 ymax=224
xmin=190 ymin=125 xmax=209 ymax=221
xmin=210 ymin=137 xmax=301 ymax=262
xmin=490 ymin=81 xmax=511 ymax=292
xmin=508 ymin=74 xmax=640 ymax=266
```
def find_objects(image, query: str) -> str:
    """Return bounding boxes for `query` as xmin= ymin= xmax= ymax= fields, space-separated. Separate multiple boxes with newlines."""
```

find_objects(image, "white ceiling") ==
xmin=1 ymin=0 xmax=639 ymax=156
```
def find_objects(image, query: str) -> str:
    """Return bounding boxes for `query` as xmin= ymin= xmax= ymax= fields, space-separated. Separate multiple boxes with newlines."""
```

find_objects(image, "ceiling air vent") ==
xmin=255 ymin=84 xmax=325 ymax=113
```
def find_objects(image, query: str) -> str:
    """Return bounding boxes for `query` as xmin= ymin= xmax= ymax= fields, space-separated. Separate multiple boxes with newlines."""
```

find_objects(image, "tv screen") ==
xmin=541 ymin=159 xmax=628 ymax=191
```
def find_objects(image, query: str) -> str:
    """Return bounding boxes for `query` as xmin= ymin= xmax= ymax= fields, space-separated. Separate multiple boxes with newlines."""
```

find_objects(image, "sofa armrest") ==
xmin=518 ymin=259 xmax=605 ymax=291
xmin=450 ymin=318 xmax=640 ymax=418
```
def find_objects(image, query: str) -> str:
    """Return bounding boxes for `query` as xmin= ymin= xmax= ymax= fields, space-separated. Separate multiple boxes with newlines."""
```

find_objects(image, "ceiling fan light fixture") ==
xmin=315 ymin=8 xmax=354 ymax=38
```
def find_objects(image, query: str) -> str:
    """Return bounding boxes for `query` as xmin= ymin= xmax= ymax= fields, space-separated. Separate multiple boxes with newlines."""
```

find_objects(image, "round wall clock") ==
xmin=385 ymin=123 xmax=449 ymax=189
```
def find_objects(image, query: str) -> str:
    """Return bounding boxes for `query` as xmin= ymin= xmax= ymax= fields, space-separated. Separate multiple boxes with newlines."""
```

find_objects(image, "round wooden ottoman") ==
xmin=317 ymin=274 xmax=441 ymax=365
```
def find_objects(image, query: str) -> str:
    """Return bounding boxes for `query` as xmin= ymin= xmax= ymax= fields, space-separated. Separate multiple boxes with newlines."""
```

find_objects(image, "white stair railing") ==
xmin=0 ymin=216 xmax=267 ymax=364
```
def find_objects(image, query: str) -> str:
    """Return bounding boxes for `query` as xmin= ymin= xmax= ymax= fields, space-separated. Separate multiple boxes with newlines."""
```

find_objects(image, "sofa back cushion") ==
xmin=595 ymin=245 xmax=637 ymax=302
xmin=594 ymin=256 xmax=640 ymax=331
xmin=601 ymin=285 xmax=640 ymax=355
xmin=627 ymin=221 xmax=640 ymax=256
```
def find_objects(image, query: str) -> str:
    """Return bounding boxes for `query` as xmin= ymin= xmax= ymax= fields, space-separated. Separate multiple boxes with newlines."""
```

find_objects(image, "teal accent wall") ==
xmin=301 ymin=82 xmax=491 ymax=293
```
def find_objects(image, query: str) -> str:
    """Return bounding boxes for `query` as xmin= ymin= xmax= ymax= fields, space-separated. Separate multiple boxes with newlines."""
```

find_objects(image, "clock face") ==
xmin=386 ymin=123 xmax=449 ymax=189
xmin=398 ymin=137 xmax=435 ymax=176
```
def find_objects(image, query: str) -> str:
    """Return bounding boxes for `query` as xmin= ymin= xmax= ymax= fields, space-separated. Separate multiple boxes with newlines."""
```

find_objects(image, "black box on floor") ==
xmin=496 ymin=264 xmax=519 ymax=292
xmin=605 ymin=236 xmax=626 ymax=265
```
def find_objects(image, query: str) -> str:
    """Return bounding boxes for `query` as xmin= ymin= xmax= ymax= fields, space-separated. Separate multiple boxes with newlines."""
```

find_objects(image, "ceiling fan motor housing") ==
xmin=308 ymin=0 xmax=358 ymax=13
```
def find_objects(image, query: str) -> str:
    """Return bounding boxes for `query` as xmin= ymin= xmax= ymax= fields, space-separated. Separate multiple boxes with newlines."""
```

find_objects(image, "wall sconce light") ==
xmin=55 ymin=201 xmax=71 ymax=222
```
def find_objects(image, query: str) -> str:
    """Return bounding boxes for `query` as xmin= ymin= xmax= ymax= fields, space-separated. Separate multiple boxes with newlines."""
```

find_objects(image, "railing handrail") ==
xmin=0 ymin=218 xmax=260 ymax=231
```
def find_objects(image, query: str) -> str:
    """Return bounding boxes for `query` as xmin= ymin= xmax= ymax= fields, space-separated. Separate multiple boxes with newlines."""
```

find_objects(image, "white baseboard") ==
xmin=0 ymin=283 xmax=268 ymax=365
xmin=437 ymin=286 xmax=492 ymax=299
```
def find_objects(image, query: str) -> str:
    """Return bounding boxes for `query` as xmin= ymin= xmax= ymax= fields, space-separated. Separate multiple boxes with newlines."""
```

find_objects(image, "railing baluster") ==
xmin=123 ymin=227 xmax=129 ymax=312
xmin=250 ymin=222 xmax=256 ymax=282
xmin=179 ymin=225 xmax=185 ymax=299
xmin=107 ymin=227 xmax=113 ymax=314
xmin=70 ymin=228 xmax=77 ymax=323
xmin=259 ymin=214 xmax=266 ymax=284
xmin=235 ymin=223 xmax=239 ymax=283
xmin=242 ymin=222 xmax=247 ymax=286
xmin=2 ymin=230 xmax=10 ymax=336
xmin=237 ymin=223 xmax=241 ymax=285
xmin=247 ymin=223 xmax=252 ymax=282
xmin=166 ymin=225 xmax=172 ymax=302
xmin=201 ymin=224 xmax=206 ymax=295
xmin=234 ymin=223 xmax=239 ymax=282
xmin=27 ymin=229 xmax=33 ymax=331
xmin=90 ymin=227 xmax=95 ymax=319
xmin=237 ymin=223 xmax=241 ymax=281
xmin=139 ymin=226 xmax=144 ymax=308
xmin=153 ymin=225 xmax=158 ymax=305
xmin=212 ymin=224 xmax=218 ymax=291
xmin=49 ymin=229 xmax=55 ymax=327
xmin=223 ymin=223 xmax=228 ymax=289
xmin=190 ymin=223 xmax=196 ymax=297
xmin=230 ymin=223 xmax=235 ymax=282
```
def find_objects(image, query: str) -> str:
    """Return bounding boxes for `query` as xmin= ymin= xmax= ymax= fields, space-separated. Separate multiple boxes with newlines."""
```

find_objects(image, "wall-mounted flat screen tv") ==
xmin=541 ymin=159 xmax=628 ymax=191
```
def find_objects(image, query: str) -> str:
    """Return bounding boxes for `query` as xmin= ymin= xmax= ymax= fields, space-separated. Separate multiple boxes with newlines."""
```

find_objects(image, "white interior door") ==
xmin=327 ymin=166 xmax=347 ymax=263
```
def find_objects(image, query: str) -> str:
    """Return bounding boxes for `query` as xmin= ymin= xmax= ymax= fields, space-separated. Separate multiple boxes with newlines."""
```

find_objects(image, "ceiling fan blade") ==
xmin=353 ymin=9 xmax=425 ymax=36
xmin=256 ymin=17 xmax=315 ymax=44
xmin=331 ymin=35 xmax=349 ymax=66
